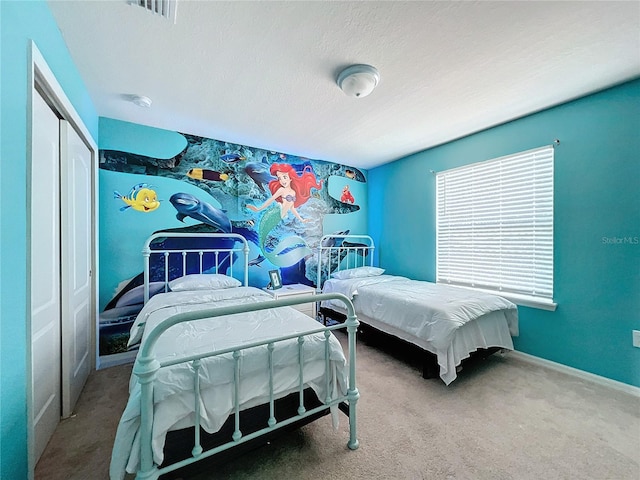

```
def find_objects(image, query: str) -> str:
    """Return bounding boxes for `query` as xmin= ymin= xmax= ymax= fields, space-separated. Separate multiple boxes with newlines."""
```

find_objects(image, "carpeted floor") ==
xmin=36 ymin=329 xmax=640 ymax=480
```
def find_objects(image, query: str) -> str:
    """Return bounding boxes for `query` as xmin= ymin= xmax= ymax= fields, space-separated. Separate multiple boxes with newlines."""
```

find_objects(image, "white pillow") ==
xmin=168 ymin=273 xmax=241 ymax=291
xmin=330 ymin=266 xmax=385 ymax=280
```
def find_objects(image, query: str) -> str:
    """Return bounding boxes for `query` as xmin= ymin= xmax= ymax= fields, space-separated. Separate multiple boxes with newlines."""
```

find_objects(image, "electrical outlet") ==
xmin=633 ymin=330 xmax=640 ymax=348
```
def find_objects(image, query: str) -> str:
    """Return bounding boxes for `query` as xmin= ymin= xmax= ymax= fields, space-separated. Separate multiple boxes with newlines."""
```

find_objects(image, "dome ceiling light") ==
xmin=125 ymin=94 xmax=153 ymax=108
xmin=337 ymin=64 xmax=380 ymax=98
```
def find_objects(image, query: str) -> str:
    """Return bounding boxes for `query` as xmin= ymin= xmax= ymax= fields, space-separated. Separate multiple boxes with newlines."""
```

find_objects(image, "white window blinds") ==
xmin=436 ymin=145 xmax=554 ymax=307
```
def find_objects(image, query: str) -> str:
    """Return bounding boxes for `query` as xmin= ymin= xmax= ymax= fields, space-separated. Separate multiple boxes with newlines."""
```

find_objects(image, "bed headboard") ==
xmin=316 ymin=234 xmax=375 ymax=291
xmin=142 ymin=232 xmax=250 ymax=303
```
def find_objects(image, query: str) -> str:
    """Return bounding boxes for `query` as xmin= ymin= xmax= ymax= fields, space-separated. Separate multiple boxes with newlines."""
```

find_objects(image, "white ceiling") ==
xmin=48 ymin=0 xmax=640 ymax=170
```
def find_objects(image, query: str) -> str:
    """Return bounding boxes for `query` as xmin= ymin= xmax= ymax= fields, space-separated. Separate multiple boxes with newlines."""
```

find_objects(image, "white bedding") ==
xmin=110 ymin=286 xmax=347 ymax=479
xmin=322 ymin=275 xmax=518 ymax=384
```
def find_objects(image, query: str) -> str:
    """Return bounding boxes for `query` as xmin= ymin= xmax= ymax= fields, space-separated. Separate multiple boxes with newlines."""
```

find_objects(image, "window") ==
xmin=436 ymin=145 xmax=555 ymax=310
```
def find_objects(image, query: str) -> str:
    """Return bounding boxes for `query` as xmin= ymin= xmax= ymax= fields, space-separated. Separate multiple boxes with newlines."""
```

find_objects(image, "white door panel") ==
xmin=31 ymin=90 xmax=61 ymax=463
xmin=61 ymin=121 xmax=92 ymax=418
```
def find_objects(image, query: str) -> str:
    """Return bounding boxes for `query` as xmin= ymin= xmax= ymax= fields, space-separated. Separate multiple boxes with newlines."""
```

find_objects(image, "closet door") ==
xmin=31 ymin=90 xmax=61 ymax=462
xmin=60 ymin=121 xmax=92 ymax=418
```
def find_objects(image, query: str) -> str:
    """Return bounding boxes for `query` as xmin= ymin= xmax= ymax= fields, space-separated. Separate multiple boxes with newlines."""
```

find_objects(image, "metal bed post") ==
xmin=345 ymin=306 xmax=360 ymax=450
xmin=316 ymin=243 xmax=323 ymax=295
xmin=242 ymin=241 xmax=249 ymax=286
xmin=297 ymin=336 xmax=306 ymax=415
xmin=133 ymin=353 xmax=161 ymax=480
xmin=143 ymin=244 xmax=151 ymax=304
xmin=191 ymin=359 xmax=203 ymax=458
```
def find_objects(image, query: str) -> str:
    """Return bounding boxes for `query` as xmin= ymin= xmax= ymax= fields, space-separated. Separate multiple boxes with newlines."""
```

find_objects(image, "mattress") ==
xmin=110 ymin=286 xmax=348 ymax=479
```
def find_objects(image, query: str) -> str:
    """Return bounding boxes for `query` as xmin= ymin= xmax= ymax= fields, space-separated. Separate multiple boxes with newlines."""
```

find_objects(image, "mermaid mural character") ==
xmin=247 ymin=163 xmax=323 ymax=267
xmin=247 ymin=163 xmax=322 ymax=221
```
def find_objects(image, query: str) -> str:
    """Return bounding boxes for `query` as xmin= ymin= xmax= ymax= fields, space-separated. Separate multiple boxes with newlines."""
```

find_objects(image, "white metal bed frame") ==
xmin=314 ymin=233 xmax=516 ymax=384
xmin=129 ymin=233 xmax=360 ymax=480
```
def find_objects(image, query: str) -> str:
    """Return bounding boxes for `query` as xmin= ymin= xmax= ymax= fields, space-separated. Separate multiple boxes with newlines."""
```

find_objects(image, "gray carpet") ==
xmin=36 ymin=330 xmax=640 ymax=480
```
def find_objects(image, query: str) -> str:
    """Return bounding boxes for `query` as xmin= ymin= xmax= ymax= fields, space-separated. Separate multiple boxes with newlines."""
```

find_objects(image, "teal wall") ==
xmin=369 ymin=79 xmax=640 ymax=387
xmin=0 ymin=1 xmax=98 ymax=478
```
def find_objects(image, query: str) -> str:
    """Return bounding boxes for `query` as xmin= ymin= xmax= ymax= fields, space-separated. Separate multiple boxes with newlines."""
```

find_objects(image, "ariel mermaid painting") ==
xmin=247 ymin=162 xmax=323 ymax=222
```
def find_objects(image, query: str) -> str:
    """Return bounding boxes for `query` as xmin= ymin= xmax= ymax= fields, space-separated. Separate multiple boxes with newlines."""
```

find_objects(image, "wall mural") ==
xmin=99 ymin=132 xmax=366 ymax=356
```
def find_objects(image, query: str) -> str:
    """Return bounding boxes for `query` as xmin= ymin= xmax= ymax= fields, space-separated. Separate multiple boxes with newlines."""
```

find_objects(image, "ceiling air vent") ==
xmin=129 ymin=0 xmax=178 ymax=23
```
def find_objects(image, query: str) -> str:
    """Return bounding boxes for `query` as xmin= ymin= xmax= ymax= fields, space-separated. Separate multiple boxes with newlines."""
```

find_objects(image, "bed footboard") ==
xmin=160 ymin=389 xmax=329 ymax=478
xmin=133 ymin=293 xmax=359 ymax=480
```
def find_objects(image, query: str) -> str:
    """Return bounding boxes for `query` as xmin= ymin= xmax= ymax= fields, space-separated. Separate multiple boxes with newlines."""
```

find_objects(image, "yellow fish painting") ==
xmin=114 ymin=183 xmax=160 ymax=212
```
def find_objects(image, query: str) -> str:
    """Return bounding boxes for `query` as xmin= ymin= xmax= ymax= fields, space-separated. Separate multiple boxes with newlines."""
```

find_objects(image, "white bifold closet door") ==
xmin=31 ymin=89 xmax=62 ymax=462
xmin=31 ymin=91 xmax=92 ymax=463
xmin=60 ymin=121 xmax=92 ymax=418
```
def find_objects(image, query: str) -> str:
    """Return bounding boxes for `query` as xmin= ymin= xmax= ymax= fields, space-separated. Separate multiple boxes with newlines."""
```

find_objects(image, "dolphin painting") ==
xmin=248 ymin=254 xmax=266 ymax=267
xmin=342 ymin=240 xmax=370 ymax=255
xmin=169 ymin=192 xmax=232 ymax=233
xmin=244 ymin=160 xmax=275 ymax=193
xmin=321 ymin=230 xmax=350 ymax=248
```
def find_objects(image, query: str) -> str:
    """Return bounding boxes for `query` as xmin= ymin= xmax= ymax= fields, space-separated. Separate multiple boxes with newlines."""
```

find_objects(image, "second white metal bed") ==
xmin=110 ymin=233 xmax=359 ymax=480
xmin=316 ymin=234 xmax=518 ymax=385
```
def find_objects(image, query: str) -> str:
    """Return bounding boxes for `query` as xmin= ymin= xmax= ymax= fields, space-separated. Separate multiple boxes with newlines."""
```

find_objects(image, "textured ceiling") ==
xmin=48 ymin=0 xmax=640 ymax=169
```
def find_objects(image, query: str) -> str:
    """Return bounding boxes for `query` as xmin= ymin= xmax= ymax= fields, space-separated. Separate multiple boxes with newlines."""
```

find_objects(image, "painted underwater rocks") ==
xmin=113 ymin=183 xmax=160 ymax=212
xmin=169 ymin=192 xmax=232 ymax=233
xmin=100 ymin=147 xmax=186 ymax=172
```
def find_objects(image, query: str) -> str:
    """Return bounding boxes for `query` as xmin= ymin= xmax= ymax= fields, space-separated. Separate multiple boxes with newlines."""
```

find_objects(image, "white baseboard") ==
xmin=509 ymin=350 xmax=640 ymax=398
xmin=97 ymin=350 xmax=136 ymax=370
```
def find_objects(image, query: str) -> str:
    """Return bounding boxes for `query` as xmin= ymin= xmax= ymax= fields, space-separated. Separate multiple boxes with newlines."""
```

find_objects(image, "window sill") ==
xmin=500 ymin=293 xmax=557 ymax=311
xmin=446 ymin=284 xmax=557 ymax=311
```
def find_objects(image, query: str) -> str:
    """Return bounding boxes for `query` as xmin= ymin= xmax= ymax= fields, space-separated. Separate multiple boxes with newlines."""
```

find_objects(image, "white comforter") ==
xmin=323 ymin=275 xmax=517 ymax=350
xmin=322 ymin=275 xmax=518 ymax=384
xmin=110 ymin=286 xmax=347 ymax=479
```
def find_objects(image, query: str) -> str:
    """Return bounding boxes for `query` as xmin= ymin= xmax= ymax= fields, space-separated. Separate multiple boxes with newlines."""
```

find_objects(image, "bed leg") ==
xmin=347 ymin=396 xmax=360 ymax=450
xmin=346 ymin=311 xmax=360 ymax=450
xmin=134 ymin=356 xmax=162 ymax=480
xmin=136 ymin=469 xmax=160 ymax=480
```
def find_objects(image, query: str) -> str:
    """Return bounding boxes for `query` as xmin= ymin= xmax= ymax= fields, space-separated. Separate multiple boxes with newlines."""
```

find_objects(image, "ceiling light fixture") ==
xmin=337 ymin=64 xmax=380 ymax=98
xmin=128 ymin=94 xmax=152 ymax=108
